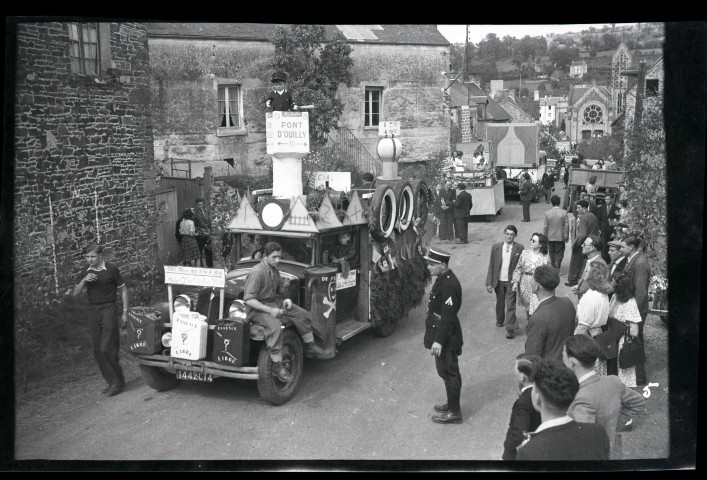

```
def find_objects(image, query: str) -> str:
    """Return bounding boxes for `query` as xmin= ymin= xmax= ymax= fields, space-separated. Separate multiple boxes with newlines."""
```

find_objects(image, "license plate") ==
xmin=176 ymin=370 xmax=213 ymax=382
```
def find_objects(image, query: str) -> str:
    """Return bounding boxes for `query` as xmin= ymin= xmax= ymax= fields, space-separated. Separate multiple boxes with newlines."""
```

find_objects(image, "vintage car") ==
xmin=128 ymin=176 xmax=434 ymax=405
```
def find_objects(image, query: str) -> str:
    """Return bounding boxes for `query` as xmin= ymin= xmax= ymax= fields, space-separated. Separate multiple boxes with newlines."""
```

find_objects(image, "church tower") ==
xmin=611 ymin=42 xmax=633 ymax=116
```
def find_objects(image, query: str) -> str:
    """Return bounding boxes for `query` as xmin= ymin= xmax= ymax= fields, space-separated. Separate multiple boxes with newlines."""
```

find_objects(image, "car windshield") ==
xmin=237 ymin=234 xmax=313 ymax=265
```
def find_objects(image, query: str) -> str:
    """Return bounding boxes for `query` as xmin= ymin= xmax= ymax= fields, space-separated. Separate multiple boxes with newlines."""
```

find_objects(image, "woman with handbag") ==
xmin=607 ymin=271 xmax=643 ymax=387
xmin=574 ymin=262 xmax=612 ymax=375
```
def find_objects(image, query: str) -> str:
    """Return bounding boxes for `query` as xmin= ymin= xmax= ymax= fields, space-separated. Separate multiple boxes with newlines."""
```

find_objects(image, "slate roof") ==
xmin=568 ymin=84 xmax=610 ymax=105
xmin=446 ymin=79 xmax=511 ymax=121
xmin=146 ymin=23 xmax=450 ymax=45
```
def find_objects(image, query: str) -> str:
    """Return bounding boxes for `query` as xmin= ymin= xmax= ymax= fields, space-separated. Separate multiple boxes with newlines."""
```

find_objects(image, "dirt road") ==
xmin=13 ymin=199 xmax=670 ymax=466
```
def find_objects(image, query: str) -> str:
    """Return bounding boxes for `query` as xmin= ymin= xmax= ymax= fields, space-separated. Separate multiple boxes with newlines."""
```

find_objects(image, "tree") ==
xmin=622 ymin=96 xmax=667 ymax=280
xmin=271 ymin=25 xmax=354 ymax=146
xmin=574 ymin=135 xmax=623 ymax=162
xmin=549 ymin=45 xmax=580 ymax=71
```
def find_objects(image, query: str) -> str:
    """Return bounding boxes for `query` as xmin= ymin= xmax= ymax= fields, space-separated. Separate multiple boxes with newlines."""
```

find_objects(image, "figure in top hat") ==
xmin=266 ymin=72 xmax=299 ymax=112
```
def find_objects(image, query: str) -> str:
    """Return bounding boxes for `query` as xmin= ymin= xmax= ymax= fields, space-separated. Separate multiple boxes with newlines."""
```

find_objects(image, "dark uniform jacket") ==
xmin=452 ymin=190 xmax=473 ymax=218
xmin=424 ymin=269 xmax=463 ymax=354
xmin=266 ymin=89 xmax=295 ymax=112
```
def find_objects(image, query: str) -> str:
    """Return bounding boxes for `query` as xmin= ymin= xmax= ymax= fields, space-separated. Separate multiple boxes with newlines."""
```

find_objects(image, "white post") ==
xmin=272 ymin=154 xmax=304 ymax=199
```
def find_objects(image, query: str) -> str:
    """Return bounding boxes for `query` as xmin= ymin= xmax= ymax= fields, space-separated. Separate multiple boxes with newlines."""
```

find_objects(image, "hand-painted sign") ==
xmin=266 ymin=111 xmax=310 ymax=154
xmin=164 ymin=266 xmax=225 ymax=288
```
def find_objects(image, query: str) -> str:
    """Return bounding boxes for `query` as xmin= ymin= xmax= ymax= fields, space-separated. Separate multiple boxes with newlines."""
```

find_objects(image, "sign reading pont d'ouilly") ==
xmin=266 ymin=111 xmax=310 ymax=155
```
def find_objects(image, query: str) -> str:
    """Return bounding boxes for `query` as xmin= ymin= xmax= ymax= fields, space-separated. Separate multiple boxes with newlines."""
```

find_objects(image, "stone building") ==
xmin=447 ymin=79 xmax=511 ymax=149
xmin=538 ymin=96 xmax=569 ymax=127
xmin=564 ymin=83 xmax=613 ymax=142
xmin=12 ymin=21 xmax=156 ymax=302
xmin=146 ymin=24 xmax=451 ymax=179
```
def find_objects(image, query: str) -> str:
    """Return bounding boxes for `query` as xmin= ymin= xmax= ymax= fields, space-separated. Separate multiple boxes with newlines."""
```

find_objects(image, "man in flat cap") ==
xmin=423 ymin=247 xmax=464 ymax=424
xmin=265 ymin=72 xmax=298 ymax=112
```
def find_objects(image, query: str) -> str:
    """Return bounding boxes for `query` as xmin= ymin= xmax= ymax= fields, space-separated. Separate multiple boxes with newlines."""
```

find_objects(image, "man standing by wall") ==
xmin=452 ymin=182 xmax=472 ymax=244
xmin=72 ymin=242 xmax=129 ymax=396
xmin=543 ymin=195 xmax=569 ymax=270
xmin=486 ymin=225 xmax=524 ymax=339
xmin=193 ymin=197 xmax=213 ymax=268
xmin=423 ymin=247 xmax=464 ymax=424
xmin=621 ymin=235 xmax=652 ymax=386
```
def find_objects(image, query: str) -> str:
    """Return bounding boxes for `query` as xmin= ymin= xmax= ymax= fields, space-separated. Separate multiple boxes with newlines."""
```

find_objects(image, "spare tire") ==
xmin=369 ymin=184 xmax=397 ymax=241
xmin=393 ymin=180 xmax=414 ymax=232
xmin=410 ymin=179 xmax=430 ymax=229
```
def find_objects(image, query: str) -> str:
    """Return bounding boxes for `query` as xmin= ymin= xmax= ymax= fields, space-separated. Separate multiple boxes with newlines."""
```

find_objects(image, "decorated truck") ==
xmin=127 ymin=112 xmax=433 ymax=405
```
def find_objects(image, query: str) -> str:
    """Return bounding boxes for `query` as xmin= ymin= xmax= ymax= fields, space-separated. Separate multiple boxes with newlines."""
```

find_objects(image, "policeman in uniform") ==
xmin=423 ymin=247 xmax=464 ymax=424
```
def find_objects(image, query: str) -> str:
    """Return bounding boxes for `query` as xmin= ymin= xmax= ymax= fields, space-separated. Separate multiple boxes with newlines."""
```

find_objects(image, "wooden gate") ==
xmin=160 ymin=176 xmax=202 ymax=216
xmin=156 ymin=189 xmax=180 ymax=265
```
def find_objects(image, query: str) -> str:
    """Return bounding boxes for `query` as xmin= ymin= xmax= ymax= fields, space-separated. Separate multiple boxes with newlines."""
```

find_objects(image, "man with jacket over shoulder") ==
xmin=423 ymin=247 xmax=464 ymax=425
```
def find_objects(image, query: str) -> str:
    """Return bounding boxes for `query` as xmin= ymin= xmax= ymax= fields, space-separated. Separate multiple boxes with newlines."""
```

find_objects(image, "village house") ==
xmin=12 ymin=20 xmax=157 ymax=299
xmin=569 ymin=60 xmax=587 ymax=78
xmin=538 ymin=95 xmax=569 ymax=127
xmin=145 ymin=24 xmax=451 ymax=182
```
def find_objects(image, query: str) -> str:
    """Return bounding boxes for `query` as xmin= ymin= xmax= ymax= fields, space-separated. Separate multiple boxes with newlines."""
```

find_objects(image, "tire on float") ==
xmin=369 ymin=184 xmax=397 ymax=241
xmin=392 ymin=180 xmax=414 ymax=232
xmin=410 ymin=179 xmax=430 ymax=229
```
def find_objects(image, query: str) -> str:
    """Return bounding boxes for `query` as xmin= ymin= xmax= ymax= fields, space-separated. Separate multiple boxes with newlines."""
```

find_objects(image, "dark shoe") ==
xmin=101 ymin=385 xmax=111 ymax=394
xmin=506 ymin=330 xmax=515 ymax=339
xmin=432 ymin=411 xmax=462 ymax=424
xmin=304 ymin=342 xmax=327 ymax=359
xmin=106 ymin=384 xmax=124 ymax=396
xmin=618 ymin=418 xmax=633 ymax=432
xmin=434 ymin=403 xmax=449 ymax=413
xmin=272 ymin=362 xmax=294 ymax=382
xmin=564 ymin=282 xmax=577 ymax=287
xmin=496 ymin=322 xmax=504 ymax=328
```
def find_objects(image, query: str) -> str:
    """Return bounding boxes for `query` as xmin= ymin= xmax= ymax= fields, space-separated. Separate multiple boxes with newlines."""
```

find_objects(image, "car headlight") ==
xmin=173 ymin=294 xmax=192 ymax=313
xmin=228 ymin=299 xmax=247 ymax=319
xmin=161 ymin=332 xmax=172 ymax=347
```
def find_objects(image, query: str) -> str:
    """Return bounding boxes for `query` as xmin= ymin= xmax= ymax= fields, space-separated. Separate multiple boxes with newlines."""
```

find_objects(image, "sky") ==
xmin=436 ymin=24 xmax=637 ymax=45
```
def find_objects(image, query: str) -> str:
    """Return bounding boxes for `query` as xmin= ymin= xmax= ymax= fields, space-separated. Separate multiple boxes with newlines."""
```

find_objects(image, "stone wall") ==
xmin=148 ymin=39 xmax=450 ymax=177
xmin=13 ymin=21 xmax=156 ymax=303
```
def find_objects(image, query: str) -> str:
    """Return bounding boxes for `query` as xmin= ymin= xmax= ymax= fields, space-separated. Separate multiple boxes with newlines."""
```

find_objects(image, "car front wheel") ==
xmin=256 ymin=329 xmax=303 ymax=405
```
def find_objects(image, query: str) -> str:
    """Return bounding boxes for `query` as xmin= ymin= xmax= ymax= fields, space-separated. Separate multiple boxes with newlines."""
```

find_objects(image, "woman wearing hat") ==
xmin=266 ymin=72 xmax=298 ymax=112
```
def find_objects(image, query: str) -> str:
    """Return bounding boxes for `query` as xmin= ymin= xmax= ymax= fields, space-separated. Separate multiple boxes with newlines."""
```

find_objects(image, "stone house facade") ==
xmin=564 ymin=83 xmax=613 ymax=142
xmin=538 ymin=96 xmax=568 ymax=127
xmin=12 ymin=21 xmax=156 ymax=303
xmin=146 ymin=24 xmax=451 ymax=180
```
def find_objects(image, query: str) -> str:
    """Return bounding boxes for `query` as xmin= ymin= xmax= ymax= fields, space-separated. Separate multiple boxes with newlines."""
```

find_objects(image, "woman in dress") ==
xmin=574 ymin=262 xmax=613 ymax=374
xmin=179 ymin=208 xmax=200 ymax=267
xmin=606 ymin=270 xmax=643 ymax=387
xmin=512 ymin=232 xmax=549 ymax=319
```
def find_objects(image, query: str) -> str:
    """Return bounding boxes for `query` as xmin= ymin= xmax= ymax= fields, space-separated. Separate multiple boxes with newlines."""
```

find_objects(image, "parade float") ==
xmin=127 ymin=112 xmax=433 ymax=405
